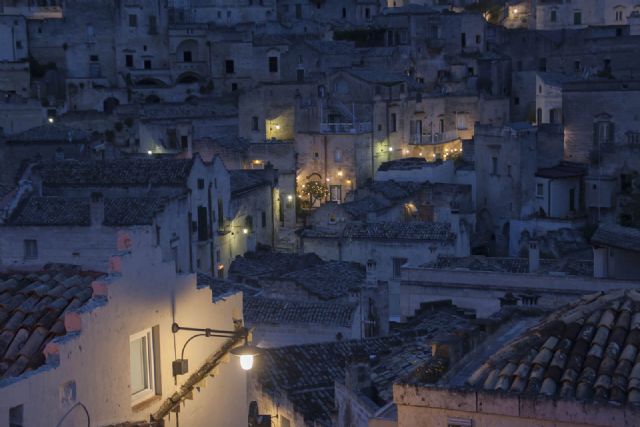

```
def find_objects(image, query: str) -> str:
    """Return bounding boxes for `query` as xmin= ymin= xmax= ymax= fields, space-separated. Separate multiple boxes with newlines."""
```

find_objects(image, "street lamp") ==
xmin=171 ymin=322 xmax=261 ymax=375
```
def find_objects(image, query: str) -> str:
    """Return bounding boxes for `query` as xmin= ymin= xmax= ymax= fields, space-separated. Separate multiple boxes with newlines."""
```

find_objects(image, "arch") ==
xmin=176 ymin=39 xmax=198 ymax=63
xmin=103 ymin=97 xmax=120 ymax=114
xmin=176 ymin=72 xmax=201 ymax=84
xmin=136 ymin=77 xmax=166 ymax=87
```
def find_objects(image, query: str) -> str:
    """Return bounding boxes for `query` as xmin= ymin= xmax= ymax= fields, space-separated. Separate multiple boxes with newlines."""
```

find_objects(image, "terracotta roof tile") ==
xmin=0 ymin=266 xmax=103 ymax=380
xmin=465 ymin=290 xmax=640 ymax=406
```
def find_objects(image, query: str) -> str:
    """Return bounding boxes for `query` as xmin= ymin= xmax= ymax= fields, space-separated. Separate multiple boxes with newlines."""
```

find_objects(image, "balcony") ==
xmin=411 ymin=130 xmax=459 ymax=145
xmin=320 ymin=122 xmax=372 ymax=134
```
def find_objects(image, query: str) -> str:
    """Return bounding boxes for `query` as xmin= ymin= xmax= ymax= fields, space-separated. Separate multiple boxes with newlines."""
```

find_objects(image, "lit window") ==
xmin=23 ymin=239 xmax=37 ymax=259
xmin=130 ymin=328 xmax=157 ymax=404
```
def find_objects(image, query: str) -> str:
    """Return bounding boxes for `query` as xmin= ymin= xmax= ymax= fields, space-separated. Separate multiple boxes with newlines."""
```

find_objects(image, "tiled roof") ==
xmin=592 ymin=223 xmax=640 ymax=253
xmin=341 ymin=195 xmax=394 ymax=217
xmin=6 ymin=124 xmax=88 ymax=144
xmin=229 ymin=169 xmax=274 ymax=196
xmin=36 ymin=158 xmax=194 ymax=186
xmin=424 ymin=255 xmax=593 ymax=276
xmin=305 ymin=40 xmax=358 ymax=55
xmin=343 ymin=222 xmax=455 ymax=241
xmin=244 ymin=296 xmax=357 ymax=327
xmin=466 ymin=290 xmax=640 ymax=405
xmin=229 ymin=250 xmax=324 ymax=279
xmin=0 ymin=266 xmax=103 ymax=381
xmin=256 ymin=308 xmax=475 ymax=426
xmin=8 ymin=197 xmax=90 ymax=226
xmin=7 ymin=196 xmax=165 ymax=226
xmin=279 ymin=261 xmax=365 ymax=300
xmin=196 ymin=273 xmax=259 ymax=301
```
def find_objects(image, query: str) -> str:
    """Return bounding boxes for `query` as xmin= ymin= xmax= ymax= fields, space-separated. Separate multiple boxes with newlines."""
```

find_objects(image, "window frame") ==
xmin=23 ymin=239 xmax=37 ymax=259
xmin=130 ymin=328 xmax=156 ymax=405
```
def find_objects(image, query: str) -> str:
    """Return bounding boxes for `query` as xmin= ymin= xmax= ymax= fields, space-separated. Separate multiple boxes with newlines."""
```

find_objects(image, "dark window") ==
xmin=569 ymin=188 xmax=575 ymax=211
xmin=181 ymin=135 xmax=188 ymax=149
xmin=148 ymin=15 xmax=157 ymax=33
xmin=183 ymin=51 xmax=192 ymax=62
xmin=392 ymin=257 xmax=408 ymax=278
xmin=9 ymin=405 xmax=23 ymax=427
xmin=550 ymin=10 xmax=557 ymax=22
xmin=126 ymin=54 xmax=133 ymax=68
xmin=295 ymin=4 xmax=302 ymax=18
xmin=268 ymin=56 xmax=278 ymax=73
xmin=514 ymin=96 xmax=520 ymax=105
xmin=90 ymin=55 xmax=99 ymax=62
xmin=538 ymin=57 xmax=547 ymax=72
xmin=144 ymin=59 xmax=151 ymax=69
xmin=461 ymin=32 xmax=466 ymax=48
xmin=574 ymin=61 xmax=581 ymax=72
xmin=251 ymin=116 xmax=259 ymax=131
xmin=231 ymin=83 xmax=238 ymax=91
xmin=573 ymin=11 xmax=582 ymax=25
xmin=492 ymin=157 xmax=498 ymax=175
xmin=217 ymin=198 xmax=224 ymax=231
xmin=261 ymin=211 xmax=267 ymax=227
xmin=390 ymin=113 xmax=397 ymax=132
xmin=297 ymin=68 xmax=304 ymax=82
xmin=475 ymin=34 xmax=481 ymax=44
xmin=197 ymin=206 xmax=208 ymax=241
xmin=365 ymin=7 xmax=370 ymax=19
xmin=15 ymin=40 xmax=22 ymax=49
xmin=129 ymin=14 xmax=137 ymax=27
xmin=225 ymin=59 xmax=235 ymax=74
xmin=197 ymin=178 xmax=205 ymax=189
xmin=24 ymin=239 xmax=37 ymax=259
xmin=342 ymin=7 xmax=346 ymax=18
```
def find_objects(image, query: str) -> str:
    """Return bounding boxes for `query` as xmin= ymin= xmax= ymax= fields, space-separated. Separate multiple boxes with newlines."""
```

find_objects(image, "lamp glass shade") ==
xmin=239 ymin=354 xmax=254 ymax=370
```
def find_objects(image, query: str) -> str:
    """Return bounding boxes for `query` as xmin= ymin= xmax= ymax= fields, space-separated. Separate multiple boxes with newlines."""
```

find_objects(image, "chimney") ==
xmin=90 ymin=192 xmax=104 ymax=226
xmin=528 ymin=240 xmax=540 ymax=273
xmin=365 ymin=259 xmax=377 ymax=285
xmin=345 ymin=347 xmax=372 ymax=394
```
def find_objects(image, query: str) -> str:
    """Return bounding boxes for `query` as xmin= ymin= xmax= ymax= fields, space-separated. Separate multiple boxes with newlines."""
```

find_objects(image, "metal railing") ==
xmin=320 ymin=122 xmax=372 ymax=134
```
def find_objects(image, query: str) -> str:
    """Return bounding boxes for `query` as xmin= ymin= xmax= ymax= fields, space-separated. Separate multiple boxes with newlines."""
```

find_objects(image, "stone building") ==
xmin=0 ymin=155 xmax=240 ymax=277
xmin=395 ymin=289 xmax=640 ymax=427
xmin=0 ymin=240 xmax=248 ymax=426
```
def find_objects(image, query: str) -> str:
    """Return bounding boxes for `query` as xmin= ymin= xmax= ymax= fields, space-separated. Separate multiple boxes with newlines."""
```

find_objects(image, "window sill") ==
xmin=132 ymin=394 xmax=161 ymax=412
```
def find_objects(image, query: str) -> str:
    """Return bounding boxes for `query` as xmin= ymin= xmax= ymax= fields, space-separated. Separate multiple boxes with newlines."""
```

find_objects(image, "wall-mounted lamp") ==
xmin=48 ymin=117 xmax=55 ymax=124
xmin=171 ymin=323 xmax=261 ymax=375
xmin=286 ymin=194 xmax=293 ymax=202
xmin=242 ymin=228 xmax=249 ymax=234
xmin=388 ymin=147 xmax=394 ymax=152
xmin=147 ymin=150 xmax=153 ymax=155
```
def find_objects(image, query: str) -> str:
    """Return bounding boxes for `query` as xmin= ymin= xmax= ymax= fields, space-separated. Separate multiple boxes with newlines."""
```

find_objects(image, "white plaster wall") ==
xmin=0 ymin=242 xmax=248 ymax=427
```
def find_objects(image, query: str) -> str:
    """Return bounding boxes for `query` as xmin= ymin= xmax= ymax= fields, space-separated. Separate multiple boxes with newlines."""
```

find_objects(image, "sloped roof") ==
xmin=343 ymin=222 xmax=455 ymax=242
xmin=256 ymin=307 xmax=475 ymax=426
xmin=279 ymin=261 xmax=365 ymax=300
xmin=592 ymin=223 xmax=640 ymax=253
xmin=229 ymin=250 xmax=324 ymax=278
xmin=36 ymin=158 xmax=194 ymax=186
xmin=229 ymin=169 xmax=274 ymax=196
xmin=0 ymin=266 xmax=103 ymax=381
xmin=244 ymin=296 xmax=357 ymax=327
xmin=465 ymin=290 xmax=640 ymax=405
xmin=6 ymin=124 xmax=89 ymax=144
xmin=7 ymin=196 xmax=165 ymax=226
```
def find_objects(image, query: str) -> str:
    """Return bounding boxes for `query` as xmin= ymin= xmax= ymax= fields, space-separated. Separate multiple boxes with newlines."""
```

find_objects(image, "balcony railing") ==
xmin=320 ymin=122 xmax=372 ymax=134
xmin=410 ymin=130 xmax=459 ymax=145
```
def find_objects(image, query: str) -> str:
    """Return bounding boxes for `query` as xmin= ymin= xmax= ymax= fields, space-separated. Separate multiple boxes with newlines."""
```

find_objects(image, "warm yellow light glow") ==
xmin=346 ymin=179 xmax=352 ymax=184
xmin=337 ymin=170 xmax=343 ymax=177
xmin=388 ymin=147 xmax=394 ymax=152
xmin=287 ymin=194 xmax=293 ymax=202
xmin=48 ymin=117 xmax=54 ymax=123
xmin=217 ymin=264 xmax=224 ymax=270
xmin=252 ymin=159 xmax=263 ymax=165
xmin=147 ymin=150 xmax=152 ymax=155
xmin=239 ymin=354 xmax=254 ymax=370
xmin=243 ymin=228 xmax=248 ymax=234
xmin=419 ymin=152 xmax=423 ymax=156
xmin=275 ymin=124 xmax=281 ymax=130
xmin=326 ymin=178 xmax=330 ymax=182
